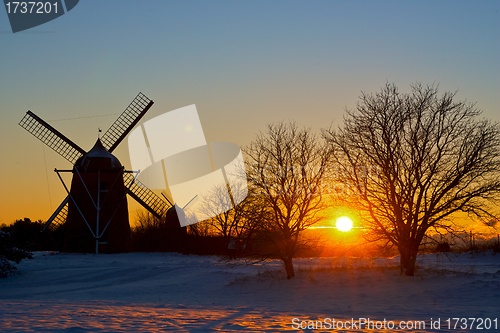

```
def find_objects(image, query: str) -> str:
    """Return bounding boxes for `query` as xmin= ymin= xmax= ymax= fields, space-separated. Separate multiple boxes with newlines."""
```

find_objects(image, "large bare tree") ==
xmin=324 ymin=83 xmax=500 ymax=276
xmin=245 ymin=122 xmax=332 ymax=279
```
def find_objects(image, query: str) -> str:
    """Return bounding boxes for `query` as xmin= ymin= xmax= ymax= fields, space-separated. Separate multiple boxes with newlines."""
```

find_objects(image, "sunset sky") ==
xmin=1 ymin=1 xmax=499 ymax=227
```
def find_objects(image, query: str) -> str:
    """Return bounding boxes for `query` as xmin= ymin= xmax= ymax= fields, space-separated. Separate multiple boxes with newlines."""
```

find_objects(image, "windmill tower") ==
xmin=18 ymin=93 xmax=171 ymax=253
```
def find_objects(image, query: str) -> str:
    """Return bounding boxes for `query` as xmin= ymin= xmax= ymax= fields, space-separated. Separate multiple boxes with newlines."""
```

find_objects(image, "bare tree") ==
xmin=201 ymin=184 xmax=240 ymax=241
xmin=324 ymin=83 xmax=500 ymax=275
xmin=244 ymin=122 xmax=332 ymax=279
xmin=186 ymin=220 xmax=212 ymax=237
xmin=200 ymin=182 xmax=264 ymax=253
xmin=133 ymin=210 xmax=162 ymax=231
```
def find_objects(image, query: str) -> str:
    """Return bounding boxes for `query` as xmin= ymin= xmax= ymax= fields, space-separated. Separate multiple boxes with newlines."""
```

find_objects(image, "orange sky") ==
xmin=1 ymin=1 xmax=499 ymax=229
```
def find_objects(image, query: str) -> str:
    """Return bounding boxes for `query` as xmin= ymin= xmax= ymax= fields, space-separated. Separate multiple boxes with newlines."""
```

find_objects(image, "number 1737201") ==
xmin=5 ymin=2 xmax=59 ymax=14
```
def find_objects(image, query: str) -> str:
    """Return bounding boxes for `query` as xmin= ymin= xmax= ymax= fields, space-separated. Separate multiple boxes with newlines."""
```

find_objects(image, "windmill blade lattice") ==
xmin=18 ymin=111 xmax=85 ymax=164
xmin=43 ymin=196 xmax=70 ymax=231
xmin=101 ymin=92 xmax=154 ymax=153
xmin=123 ymin=172 xmax=169 ymax=218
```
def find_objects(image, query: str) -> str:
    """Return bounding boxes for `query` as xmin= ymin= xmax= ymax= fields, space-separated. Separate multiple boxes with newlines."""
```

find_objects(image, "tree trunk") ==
xmin=280 ymin=234 xmax=296 ymax=279
xmin=399 ymin=243 xmax=418 ymax=276
xmin=283 ymin=256 xmax=295 ymax=279
xmin=399 ymin=247 xmax=407 ymax=275
xmin=404 ymin=252 xmax=417 ymax=276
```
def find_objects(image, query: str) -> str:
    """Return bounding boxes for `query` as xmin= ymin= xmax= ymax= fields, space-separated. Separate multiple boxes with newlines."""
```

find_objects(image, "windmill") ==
xmin=18 ymin=93 xmax=171 ymax=253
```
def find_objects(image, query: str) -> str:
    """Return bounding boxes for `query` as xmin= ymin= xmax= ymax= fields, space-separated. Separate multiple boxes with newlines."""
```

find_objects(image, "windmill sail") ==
xmin=101 ymin=92 xmax=154 ymax=153
xmin=18 ymin=111 xmax=85 ymax=164
xmin=123 ymin=172 xmax=169 ymax=218
xmin=100 ymin=92 xmax=169 ymax=218
xmin=43 ymin=197 xmax=69 ymax=231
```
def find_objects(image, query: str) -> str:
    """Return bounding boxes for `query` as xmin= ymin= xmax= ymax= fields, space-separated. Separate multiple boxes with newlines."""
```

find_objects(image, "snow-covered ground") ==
xmin=0 ymin=252 xmax=499 ymax=332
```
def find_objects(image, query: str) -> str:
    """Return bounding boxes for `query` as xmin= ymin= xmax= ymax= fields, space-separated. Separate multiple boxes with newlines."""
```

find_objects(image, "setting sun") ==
xmin=336 ymin=216 xmax=354 ymax=232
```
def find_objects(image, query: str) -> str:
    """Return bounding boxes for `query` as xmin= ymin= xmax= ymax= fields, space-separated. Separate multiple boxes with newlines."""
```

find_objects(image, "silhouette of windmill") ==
xmin=19 ymin=93 xmax=171 ymax=253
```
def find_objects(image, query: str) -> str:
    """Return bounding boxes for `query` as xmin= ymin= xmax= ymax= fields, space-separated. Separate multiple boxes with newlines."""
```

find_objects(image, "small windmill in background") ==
xmin=18 ymin=93 xmax=171 ymax=253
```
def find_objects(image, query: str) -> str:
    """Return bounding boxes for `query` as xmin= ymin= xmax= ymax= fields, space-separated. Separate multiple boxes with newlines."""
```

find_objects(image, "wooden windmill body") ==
xmin=64 ymin=139 xmax=131 ymax=253
xmin=19 ymin=93 xmax=173 ymax=253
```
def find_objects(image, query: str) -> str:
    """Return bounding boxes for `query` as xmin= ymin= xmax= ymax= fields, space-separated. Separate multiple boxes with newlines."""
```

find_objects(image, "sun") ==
xmin=336 ymin=216 xmax=354 ymax=232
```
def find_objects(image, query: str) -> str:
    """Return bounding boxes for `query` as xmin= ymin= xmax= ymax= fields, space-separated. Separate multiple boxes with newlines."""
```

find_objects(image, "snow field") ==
xmin=0 ymin=252 xmax=499 ymax=332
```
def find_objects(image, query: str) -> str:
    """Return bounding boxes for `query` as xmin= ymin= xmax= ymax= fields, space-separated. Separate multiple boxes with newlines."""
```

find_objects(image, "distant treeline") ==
xmin=0 ymin=217 xmax=325 ymax=258
xmin=2 ymin=218 xmax=499 ymax=258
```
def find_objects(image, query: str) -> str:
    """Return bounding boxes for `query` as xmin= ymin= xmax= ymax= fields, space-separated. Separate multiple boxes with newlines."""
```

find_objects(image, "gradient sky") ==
xmin=1 ymin=1 xmax=499 ymax=226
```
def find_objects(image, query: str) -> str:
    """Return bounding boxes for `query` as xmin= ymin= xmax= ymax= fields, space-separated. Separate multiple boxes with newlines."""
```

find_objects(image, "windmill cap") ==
xmin=75 ymin=139 xmax=123 ymax=169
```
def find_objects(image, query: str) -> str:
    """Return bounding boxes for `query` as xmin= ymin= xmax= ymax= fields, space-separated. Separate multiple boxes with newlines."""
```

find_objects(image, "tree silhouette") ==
xmin=200 ymin=182 xmax=266 ymax=256
xmin=0 ymin=227 xmax=32 ymax=278
xmin=245 ymin=122 xmax=332 ymax=279
xmin=324 ymin=83 xmax=500 ymax=275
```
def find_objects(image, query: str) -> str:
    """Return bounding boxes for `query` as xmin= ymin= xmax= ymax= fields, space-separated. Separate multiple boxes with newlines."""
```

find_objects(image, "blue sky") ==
xmin=1 ymin=0 xmax=499 ymax=224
